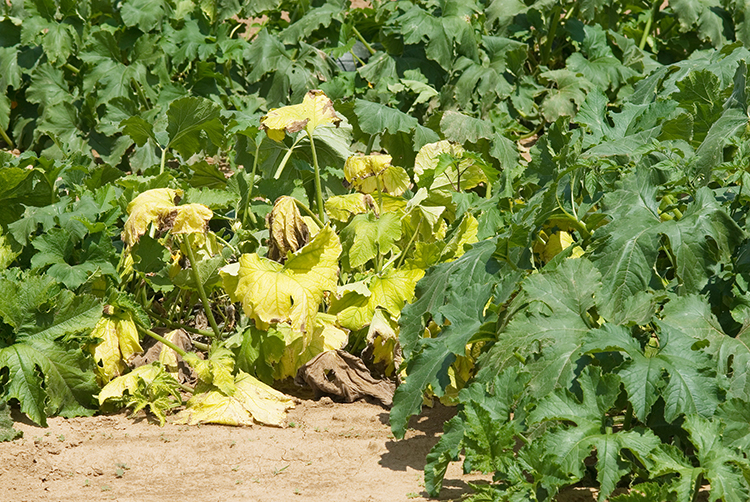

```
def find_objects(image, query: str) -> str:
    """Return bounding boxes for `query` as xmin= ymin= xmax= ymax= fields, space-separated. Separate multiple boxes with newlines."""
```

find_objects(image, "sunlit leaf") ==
xmin=413 ymin=140 xmax=486 ymax=192
xmin=266 ymin=196 xmax=310 ymax=263
xmin=89 ymin=310 xmax=143 ymax=385
xmin=233 ymin=226 xmax=341 ymax=333
xmin=344 ymin=154 xmax=410 ymax=196
xmin=178 ymin=371 xmax=295 ymax=427
xmin=260 ymin=90 xmax=340 ymax=141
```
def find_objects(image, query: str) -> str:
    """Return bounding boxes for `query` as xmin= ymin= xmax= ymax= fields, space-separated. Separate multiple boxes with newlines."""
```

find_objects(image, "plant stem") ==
xmin=64 ymin=63 xmax=80 ymax=74
xmin=541 ymin=5 xmax=562 ymax=65
xmin=639 ymin=0 xmax=660 ymax=51
xmin=396 ymin=216 xmax=422 ymax=269
xmin=131 ymin=78 xmax=151 ymax=110
xmin=623 ymin=403 xmax=634 ymax=430
xmin=273 ymin=133 xmax=305 ymax=179
xmin=148 ymin=310 xmax=217 ymax=338
xmin=137 ymin=325 xmax=189 ymax=358
xmin=242 ymin=138 xmax=262 ymax=227
xmin=159 ymin=146 xmax=168 ymax=174
xmin=374 ymin=174 xmax=385 ymax=216
xmin=0 ymin=127 xmax=14 ymax=149
xmin=183 ymin=234 xmax=222 ymax=338
xmin=351 ymin=26 xmax=376 ymax=55
xmin=307 ymin=131 xmax=326 ymax=221
xmin=365 ymin=134 xmax=376 ymax=155
xmin=292 ymin=197 xmax=325 ymax=228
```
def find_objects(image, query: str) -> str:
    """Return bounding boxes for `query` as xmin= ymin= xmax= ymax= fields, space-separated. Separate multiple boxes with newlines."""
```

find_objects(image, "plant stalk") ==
xmin=242 ymin=138 xmax=262 ymax=227
xmin=351 ymin=26 xmax=376 ymax=55
xmin=137 ymin=325 xmax=189 ymax=358
xmin=292 ymin=197 xmax=325 ymax=228
xmin=0 ymin=127 xmax=14 ymax=149
xmin=159 ymin=146 xmax=168 ymax=174
xmin=623 ymin=403 xmax=634 ymax=430
xmin=307 ymin=131 xmax=326 ymax=221
xmin=273 ymin=133 xmax=305 ymax=179
xmin=396 ymin=216 xmax=422 ymax=269
xmin=148 ymin=310 xmax=217 ymax=339
xmin=541 ymin=5 xmax=562 ymax=65
xmin=183 ymin=234 xmax=222 ymax=338
xmin=639 ymin=0 xmax=660 ymax=51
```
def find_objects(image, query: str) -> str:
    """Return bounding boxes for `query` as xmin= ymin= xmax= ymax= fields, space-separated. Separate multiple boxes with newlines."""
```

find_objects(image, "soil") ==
xmin=0 ymin=399 xmax=608 ymax=502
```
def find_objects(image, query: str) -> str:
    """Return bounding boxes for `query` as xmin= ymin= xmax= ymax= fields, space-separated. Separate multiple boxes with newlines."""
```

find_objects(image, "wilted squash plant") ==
xmin=91 ymin=90 xmax=493 ymax=428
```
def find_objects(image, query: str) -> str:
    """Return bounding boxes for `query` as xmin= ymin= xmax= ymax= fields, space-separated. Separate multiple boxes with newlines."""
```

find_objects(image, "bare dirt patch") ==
xmin=1 ymin=400 xmax=490 ymax=502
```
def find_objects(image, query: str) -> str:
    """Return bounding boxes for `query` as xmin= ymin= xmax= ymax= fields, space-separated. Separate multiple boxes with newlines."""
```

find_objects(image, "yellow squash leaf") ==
xmin=366 ymin=309 xmax=399 ymax=376
xmin=260 ymin=90 xmax=340 ymax=141
xmin=266 ymin=196 xmax=309 ymax=263
xmin=122 ymin=188 xmax=213 ymax=247
xmin=183 ymin=348 xmax=236 ymax=396
xmin=534 ymin=230 xmax=577 ymax=263
xmin=344 ymin=154 xmax=410 ymax=196
xmin=325 ymin=193 xmax=376 ymax=221
xmin=170 ymin=203 xmax=213 ymax=236
xmin=177 ymin=371 xmax=295 ymax=427
xmin=98 ymin=364 xmax=162 ymax=405
xmin=122 ymin=188 xmax=182 ymax=246
xmin=234 ymin=226 xmax=341 ymax=334
xmin=273 ymin=314 xmax=348 ymax=380
xmin=413 ymin=140 xmax=487 ymax=192
xmin=441 ymin=213 xmax=479 ymax=260
xmin=89 ymin=312 xmax=143 ymax=385
xmin=219 ymin=262 xmax=241 ymax=302
xmin=332 ymin=267 xmax=424 ymax=331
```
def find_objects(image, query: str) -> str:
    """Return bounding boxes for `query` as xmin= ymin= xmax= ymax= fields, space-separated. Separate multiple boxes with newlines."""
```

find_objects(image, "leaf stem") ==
xmin=159 ymin=146 xmax=168 ymax=175
xmin=137 ymin=325 xmax=188 ymax=358
xmin=351 ymin=26 xmax=376 ymax=55
xmin=555 ymin=192 xmax=591 ymax=240
xmin=148 ymin=310 xmax=217 ymax=339
xmin=183 ymin=234 xmax=222 ymax=338
xmin=541 ymin=5 xmax=562 ymax=65
xmin=374 ymin=174 xmax=385 ymax=216
xmin=242 ymin=137 xmax=262 ymax=227
xmin=396 ymin=216 xmax=422 ymax=269
xmin=131 ymin=78 xmax=151 ymax=110
xmin=639 ymin=0 xmax=660 ymax=51
xmin=0 ymin=127 xmax=14 ymax=149
xmin=273 ymin=132 xmax=305 ymax=179
xmin=292 ymin=197 xmax=325 ymax=228
xmin=64 ymin=63 xmax=80 ymax=74
xmin=307 ymin=131 xmax=326 ymax=221
xmin=365 ymin=134 xmax=376 ymax=155
xmin=623 ymin=403 xmax=633 ymax=430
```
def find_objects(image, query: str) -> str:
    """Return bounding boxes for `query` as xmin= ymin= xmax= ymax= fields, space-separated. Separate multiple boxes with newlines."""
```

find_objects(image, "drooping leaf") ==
xmin=177 ymin=371 xmax=295 ymax=427
xmin=98 ymin=363 xmax=183 ymax=426
xmin=343 ymin=154 xmax=410 ymax=196
xmin=88 ymin=310 xmax=143 ymax=385
xmin=231 ymin=226 xmax=341 ymax=333
xmin=266 ymin=196 xmax=310 ymax=263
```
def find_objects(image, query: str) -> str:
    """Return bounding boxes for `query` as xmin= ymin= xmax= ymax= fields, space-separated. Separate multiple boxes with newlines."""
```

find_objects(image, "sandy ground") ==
xmin=0 ymin=397 xmax=616 ymax=502
xmin=0 ymin=400 xmax=496 ymax=502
